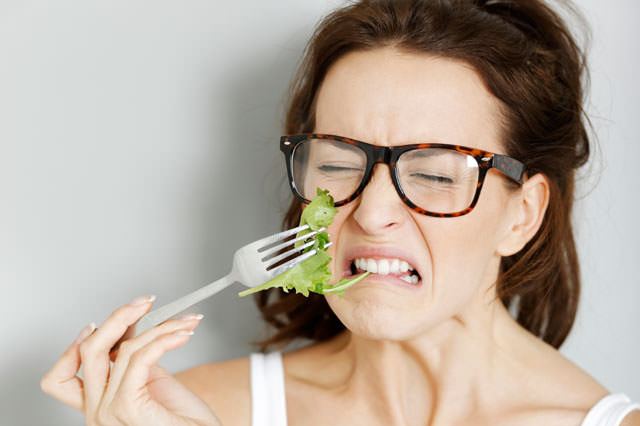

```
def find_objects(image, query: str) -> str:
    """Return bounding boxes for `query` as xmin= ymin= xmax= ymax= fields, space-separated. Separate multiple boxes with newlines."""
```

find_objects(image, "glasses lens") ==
xmin=397 ymin=148 xmax=479 ymax=214
xmin=292 ymin=137 xmax=366 ymax=202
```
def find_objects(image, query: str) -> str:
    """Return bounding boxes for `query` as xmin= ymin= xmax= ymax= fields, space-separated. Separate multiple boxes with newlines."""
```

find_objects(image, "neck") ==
xmin=322 ymin=286 xmax=523 ymax=425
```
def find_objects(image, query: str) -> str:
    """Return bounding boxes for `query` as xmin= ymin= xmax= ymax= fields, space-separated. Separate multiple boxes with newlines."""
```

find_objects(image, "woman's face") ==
xmin=315 ymin=48 xmax=521 ymax=341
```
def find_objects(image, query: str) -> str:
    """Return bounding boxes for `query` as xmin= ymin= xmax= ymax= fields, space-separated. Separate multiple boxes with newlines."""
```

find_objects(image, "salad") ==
xmin=238 ymin=189 xmax=369 ymax=298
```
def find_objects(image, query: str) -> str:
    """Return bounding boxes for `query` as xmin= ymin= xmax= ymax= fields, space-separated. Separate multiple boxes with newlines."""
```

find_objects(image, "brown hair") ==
xmin=255 ymin=0 xmax=592 ymax=350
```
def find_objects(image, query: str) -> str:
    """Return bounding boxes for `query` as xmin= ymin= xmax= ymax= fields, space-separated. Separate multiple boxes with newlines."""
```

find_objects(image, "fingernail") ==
xmin=129 ymin=295 xmax=156 ymax=306
xmin=174 ymin=330 xmax=194 ymax=336
xmin=176 ymin=313 xmax=204 ymax=321
xmin=76 ymin=322 xmax=96 ymax=344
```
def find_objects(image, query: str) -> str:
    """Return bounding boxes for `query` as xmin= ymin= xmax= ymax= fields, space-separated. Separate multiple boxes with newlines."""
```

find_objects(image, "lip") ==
xmin=340 ymin=245 xmax=424 ymax=289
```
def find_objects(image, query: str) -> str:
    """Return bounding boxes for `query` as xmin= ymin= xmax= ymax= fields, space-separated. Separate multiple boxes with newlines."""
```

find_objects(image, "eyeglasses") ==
xmin=280 ymin=134 xmax=526 ymax=217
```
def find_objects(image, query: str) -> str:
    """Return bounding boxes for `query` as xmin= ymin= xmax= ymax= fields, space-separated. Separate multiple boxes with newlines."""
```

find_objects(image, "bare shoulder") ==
xmin=175 ymin=356 xmax=251 ymax=426
xmin=485 ymin=361 xmax=609 ymax=426
xmin=514 ymin=321 xmax=640 ymax=426
xmin=621 ymin=409 xmax=640 ymax=426
xmin=494 ymin=322 xmax=612 ymax=425
xmin=506 ymin=405 xmax=640 ymax=426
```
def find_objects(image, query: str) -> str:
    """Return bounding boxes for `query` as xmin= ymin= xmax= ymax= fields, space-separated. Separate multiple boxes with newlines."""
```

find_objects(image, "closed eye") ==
xmin=410 ymin=173 xmax=455 ymax=184
xmin=318 ymin=165 xmax=363 ymax=173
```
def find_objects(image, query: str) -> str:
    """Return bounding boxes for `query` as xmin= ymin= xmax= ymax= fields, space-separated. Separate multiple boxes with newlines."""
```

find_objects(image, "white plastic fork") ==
xmin=112 ymin=224 xmax=330 ymax=352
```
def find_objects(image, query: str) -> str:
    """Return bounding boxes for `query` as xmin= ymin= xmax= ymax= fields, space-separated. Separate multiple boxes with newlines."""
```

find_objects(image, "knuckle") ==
xmin=129 ymin=348 xmax=146 ymax=365
xmin=78 ymin=339 xmax=96 ymax=359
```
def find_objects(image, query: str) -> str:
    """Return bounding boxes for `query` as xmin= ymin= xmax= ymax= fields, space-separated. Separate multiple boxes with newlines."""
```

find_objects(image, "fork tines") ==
xmin=267 ymin=241 xmax=333 ymax=277
xmin=260 ymin=226 xmax=328 ymax=270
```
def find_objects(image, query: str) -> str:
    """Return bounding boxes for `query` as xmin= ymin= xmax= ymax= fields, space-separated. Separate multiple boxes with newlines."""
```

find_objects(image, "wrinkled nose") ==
xmin=352 ymin=164 xmax=407 ymax=235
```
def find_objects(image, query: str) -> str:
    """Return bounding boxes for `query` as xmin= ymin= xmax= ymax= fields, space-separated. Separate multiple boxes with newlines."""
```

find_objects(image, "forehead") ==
xmin=314 ymin=47 xmax=505 ymax=153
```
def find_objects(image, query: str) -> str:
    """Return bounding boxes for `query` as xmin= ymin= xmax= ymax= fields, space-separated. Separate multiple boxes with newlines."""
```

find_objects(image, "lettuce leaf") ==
xmin=238 ymin=188 xmax=369 ymax=298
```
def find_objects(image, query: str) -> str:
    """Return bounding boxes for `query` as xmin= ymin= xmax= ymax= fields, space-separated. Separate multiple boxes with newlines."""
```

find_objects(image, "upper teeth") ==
xmin=354 ymin=258 xmax=415 ymax=275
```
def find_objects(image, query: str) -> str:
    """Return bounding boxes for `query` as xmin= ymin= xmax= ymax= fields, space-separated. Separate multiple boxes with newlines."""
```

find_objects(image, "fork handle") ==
xmin=111 ymin=273 xmax=236 ymax=353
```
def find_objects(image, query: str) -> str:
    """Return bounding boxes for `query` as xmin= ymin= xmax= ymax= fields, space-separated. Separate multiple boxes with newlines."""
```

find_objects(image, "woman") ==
xmin=41 ymin=0 xmax=640 ymax=425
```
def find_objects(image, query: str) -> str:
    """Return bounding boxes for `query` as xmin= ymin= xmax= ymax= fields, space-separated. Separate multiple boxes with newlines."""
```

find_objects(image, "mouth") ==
xmin=346 ymin=256 xmax=422 ymax=286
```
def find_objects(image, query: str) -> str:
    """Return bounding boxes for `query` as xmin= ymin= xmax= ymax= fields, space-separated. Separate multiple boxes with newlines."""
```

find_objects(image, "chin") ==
xmin=325 ymin=293 xmax=422 ymax=341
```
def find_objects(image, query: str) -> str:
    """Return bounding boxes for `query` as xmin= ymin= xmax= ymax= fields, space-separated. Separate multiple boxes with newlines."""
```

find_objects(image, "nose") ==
xmin=352 ymin=163 xmax=407 ymax=235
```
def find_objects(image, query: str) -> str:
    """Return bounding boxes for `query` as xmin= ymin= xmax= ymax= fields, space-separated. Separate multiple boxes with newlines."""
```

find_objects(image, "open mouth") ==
xmin=349 ymin=257 xmax=422 ymax=285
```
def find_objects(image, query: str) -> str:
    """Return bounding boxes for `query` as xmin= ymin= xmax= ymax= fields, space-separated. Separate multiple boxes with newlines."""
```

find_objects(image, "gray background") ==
xmin=0 ymin=1 xmax=637 ymax=425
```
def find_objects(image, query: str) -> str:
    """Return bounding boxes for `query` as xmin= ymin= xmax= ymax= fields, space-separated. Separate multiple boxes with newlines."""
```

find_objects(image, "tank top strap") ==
xmin=581 ymin=393 xmax=640 ymax=426
xmin=250 ymin=352 xmax=288 ymax=426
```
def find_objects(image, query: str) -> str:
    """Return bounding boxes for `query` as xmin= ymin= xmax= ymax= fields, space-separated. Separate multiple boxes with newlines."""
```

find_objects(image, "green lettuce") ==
xmin=238 ymin=188 xmax=369 ymax=298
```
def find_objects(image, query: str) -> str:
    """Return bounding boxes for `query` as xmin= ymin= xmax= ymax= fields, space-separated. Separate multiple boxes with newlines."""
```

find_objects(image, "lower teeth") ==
xmin=361 ymin=272 xmax=419 ymax=284
xmin=400 ymin=275 xmax=419 ymax=284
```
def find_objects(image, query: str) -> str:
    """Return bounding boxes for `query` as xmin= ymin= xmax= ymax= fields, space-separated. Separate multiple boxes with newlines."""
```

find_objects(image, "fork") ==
xmin=111 ymin=224 xmax=330 ymax=352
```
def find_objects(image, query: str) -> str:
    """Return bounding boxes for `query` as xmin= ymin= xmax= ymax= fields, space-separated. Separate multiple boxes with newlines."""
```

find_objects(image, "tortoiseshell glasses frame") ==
xmin=280 ymin=134 xmax=527 ymax=218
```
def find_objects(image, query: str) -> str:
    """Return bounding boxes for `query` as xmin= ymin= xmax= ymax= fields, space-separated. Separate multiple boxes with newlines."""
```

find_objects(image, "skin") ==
xmin=42 ymin=48 xmax=640 ymax=426
xmin=275 ymin=48 xmax=611 ymax=426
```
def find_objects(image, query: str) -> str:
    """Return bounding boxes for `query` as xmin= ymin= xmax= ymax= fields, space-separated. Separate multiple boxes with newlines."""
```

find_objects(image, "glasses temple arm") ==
xmin=492 ymin=154 xmax=526 ymax=184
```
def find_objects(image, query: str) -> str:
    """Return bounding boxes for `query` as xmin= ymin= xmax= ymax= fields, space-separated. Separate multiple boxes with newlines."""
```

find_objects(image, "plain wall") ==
xmin=0 ymin=1 xmax=637 ymax=424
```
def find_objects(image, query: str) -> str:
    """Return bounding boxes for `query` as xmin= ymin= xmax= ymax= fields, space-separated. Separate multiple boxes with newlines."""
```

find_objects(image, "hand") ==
xmin=41 ymin=295 xmax=221 ymax=426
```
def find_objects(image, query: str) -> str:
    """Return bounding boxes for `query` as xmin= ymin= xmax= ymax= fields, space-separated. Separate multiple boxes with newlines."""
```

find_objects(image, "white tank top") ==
xmin=581 ymin=393 xmax=640 ymax=426
xmin=250 ymin=352 xmax=288 ymax=426
xmin=250 ymin=352 xmax=639 ymax=426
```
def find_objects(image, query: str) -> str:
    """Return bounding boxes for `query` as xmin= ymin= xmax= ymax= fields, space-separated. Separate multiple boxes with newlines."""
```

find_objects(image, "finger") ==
xmin=40 ymin=322 xmax=96 ymax=411
xmin=79 ymin=295 xmax=155 ymax=418
xmin=114 ymin=330 xmax=195 ymax=415
xmin=102 ymin=314 xmax=203 ymax=406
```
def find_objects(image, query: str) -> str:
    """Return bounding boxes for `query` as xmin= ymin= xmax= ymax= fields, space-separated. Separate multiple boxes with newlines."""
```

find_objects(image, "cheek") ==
xmin=425 ymin=224 xmax=490 ymax=294
xmin=326 ymin=204 xmax=355 ymax=277
xmin=419 ymin=181 xmax=511 ymax=298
